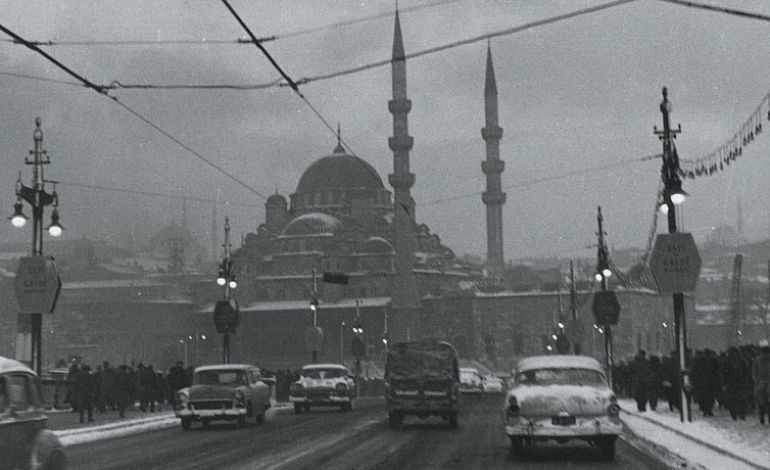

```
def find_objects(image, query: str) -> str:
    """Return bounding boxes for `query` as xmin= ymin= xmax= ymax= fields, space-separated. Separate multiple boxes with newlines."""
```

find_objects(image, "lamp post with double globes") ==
xmin=654 ymin=86 xmax=690 ymax=423
xmin=10 ymin=118 xmax=64 ymax=376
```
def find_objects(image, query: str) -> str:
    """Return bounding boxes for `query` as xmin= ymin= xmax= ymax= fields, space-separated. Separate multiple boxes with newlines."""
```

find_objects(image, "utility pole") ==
xmin=311 ymin=268 xmax=319 ymax=364
xmin=595 ymin=206 xmax=614 ymax=389
xmin=654 ymin=86 xmax=690 ymax=423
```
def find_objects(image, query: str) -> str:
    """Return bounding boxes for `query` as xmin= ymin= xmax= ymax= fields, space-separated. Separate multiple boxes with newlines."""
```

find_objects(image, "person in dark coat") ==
xmin=140 ymin=364 xmax=156 ymax=412
xmin=101 ymin=361 xmax=116 ymax=412
xmin=153 ymin=371 xmax=167 ymax=411
xmin=722 ymin=346 xmax=750 ymax=420
xmin=74 ymin=365 xmax=95 ymax=423
xmin=752 ymin=345 xmax=770 ymax=425
xmin=647 ymin=355 xmax=664 ymax=411
xmin=167 ymin=361 xmax=186 ymax=408
xmin=630 ymin=350 xmax=652 ymax=412
xmin=66 ymin=362 xmax=81 ymax=413
xmin=114 ymin=365 xmax=133 ymax=418
xmin=662 ymin=352 xmax=680 ymax=412
xmin=692 ymin=349 xmax=720 ymax=417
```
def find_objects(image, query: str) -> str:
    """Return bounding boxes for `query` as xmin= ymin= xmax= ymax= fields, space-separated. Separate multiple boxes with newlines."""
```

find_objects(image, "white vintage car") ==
xmin=175 ymin=364 xmax=271 ymax=429
xmin=289 ymin=363 xmax=357 ymax=413
xmin=459 ymin=367 xmax=483 ymax=394
xmin=503 ymin=355 xmax=621 ymax=459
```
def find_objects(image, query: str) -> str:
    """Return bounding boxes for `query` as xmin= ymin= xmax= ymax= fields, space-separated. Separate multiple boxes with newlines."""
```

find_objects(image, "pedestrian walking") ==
xmin=722 ymin=347 xmax=750 ymax=420
xmin=751 ymin=346 xmax=770 ymax=425
xmin=630 ymin=350 xmax=652 ymax=412
xmin=648 ymin=355 xmax=664 ymax=411
xmin=114 ymin=365 xmax=133 ymax=418
xmin=74 ymin=365 xmax=96 ymax=423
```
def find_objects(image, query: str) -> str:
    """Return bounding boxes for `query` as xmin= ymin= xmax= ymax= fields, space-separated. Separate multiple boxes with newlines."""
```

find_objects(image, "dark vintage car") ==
xmin=503 ymin=355 xmax=621 ymax=459
xmin=384 ymin=341 xmax=460 ymax=428
xmin=289 ymin=363 xmax=357 ymax=413
xmin=0 ymin=356 xmax=67 ymax=470
xmin=175 ymin=364 xmax=271 ymax=429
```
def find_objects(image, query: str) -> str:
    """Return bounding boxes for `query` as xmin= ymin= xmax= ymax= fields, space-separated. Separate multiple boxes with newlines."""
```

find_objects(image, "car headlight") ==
xmin=176 ymin=390 xmax=189 ymax=409
xmin=233 ymin=390 xmax=246 ymax=407
xmin=290 ymin=382 xmax=304 ymax=396
xmin=335 ymin=383 xmax=347 ymax=395
xmin=607 ymin=396 xmax=620 ymax=418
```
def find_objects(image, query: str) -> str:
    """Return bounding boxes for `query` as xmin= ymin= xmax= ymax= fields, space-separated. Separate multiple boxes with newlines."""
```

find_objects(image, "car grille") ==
xmin=306 ymin=389 xmax=331 ymax=400
xmin=191 ymin=400 xmax=231 ymax=410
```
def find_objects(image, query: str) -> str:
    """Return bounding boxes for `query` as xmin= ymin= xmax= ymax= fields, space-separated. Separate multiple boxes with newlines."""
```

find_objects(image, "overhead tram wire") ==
xmin=0 ymin=71 xmax=84 ymax=88
xmin=654 ymin=0 xmax=770 ymax=22
xmin=55 ymin=180 xmax=260 ymax=208
xmin=0 ymin=0 xmax=460 ymax=48
xmin=6 ymin=0 xmax=638 ymax=93
xmin=288 ymin=0 xmax=639 ymax=88
xmin=418 ymin=154 xmax=657 ymax=207
xmin=0 ymin=23 xmax=271 ymax=203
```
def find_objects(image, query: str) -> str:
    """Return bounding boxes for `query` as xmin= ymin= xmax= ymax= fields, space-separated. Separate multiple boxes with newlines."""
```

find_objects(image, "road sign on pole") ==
xmin=649 ymin=233 xmax=702 ymax=294
xmin=14 ymin=256 xmax=61 ymax=314
xmin=592 ymin=291 xmax=620 ymax=326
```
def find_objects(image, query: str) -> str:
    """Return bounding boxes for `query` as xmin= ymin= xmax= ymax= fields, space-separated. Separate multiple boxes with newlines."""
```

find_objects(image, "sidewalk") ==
xmin=619 ymin=398 xmax=770 ymax=470
xmin=46 ymin=405 xmax=174 ymax=431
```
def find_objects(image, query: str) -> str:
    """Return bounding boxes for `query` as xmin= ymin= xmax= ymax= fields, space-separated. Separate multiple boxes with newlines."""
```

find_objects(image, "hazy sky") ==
xmin=1 ymin=0 xmax=769 ymax=262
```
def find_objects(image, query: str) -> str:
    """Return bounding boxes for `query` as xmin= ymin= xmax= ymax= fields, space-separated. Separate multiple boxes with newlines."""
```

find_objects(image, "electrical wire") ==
xmin=654 ymin=0 xmax=770 ymax=22
xmin=0 ymin=23 xmax=270 ymax=202
xmin=419 ymin=154 xmax=654 ymax=207
xmin=106 ymin=79 xmax=283 ymax=91
xmin=0 ymin=70 xmax=84 ymax=87
xmin=0 ymin=37 xmax=275 ymax=46
xmin=55 ymin=180 xmax=261 ymax=208
xmin=290 ymin=0 xmax=638 ymax=87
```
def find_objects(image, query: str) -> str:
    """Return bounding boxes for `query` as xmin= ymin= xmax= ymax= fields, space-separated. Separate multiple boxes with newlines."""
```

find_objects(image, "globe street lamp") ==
xmin=9 ymin=118 xmax=64 ymax=376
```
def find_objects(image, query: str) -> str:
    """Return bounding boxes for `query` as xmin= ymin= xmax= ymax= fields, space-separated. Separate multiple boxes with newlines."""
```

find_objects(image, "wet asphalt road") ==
xmin=65 ymin=394 xmax=671 ymax=470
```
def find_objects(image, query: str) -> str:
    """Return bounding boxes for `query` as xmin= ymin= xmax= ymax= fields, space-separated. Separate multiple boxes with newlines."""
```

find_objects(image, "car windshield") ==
xmin=194 ymin=370 xmax=247 ymax=386
xmin=516 ymin=368 xmax=605 ymax=385
xmin=301 ymin=368 xmax=346 ymax=379
xmin=386 ymin=343 xmax=457 ymax=379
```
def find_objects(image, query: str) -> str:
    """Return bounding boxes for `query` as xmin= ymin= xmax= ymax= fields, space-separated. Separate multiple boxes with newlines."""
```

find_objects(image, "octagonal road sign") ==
xmin=649 ymin=232 xmax=702 ymax=294
xmin=592 ymin=290 xmax=621 ymax=326
xmin=14 ymin=256 xmax=61 ymax=314
xmin=213 ymin=299 xmax=240 ymax=334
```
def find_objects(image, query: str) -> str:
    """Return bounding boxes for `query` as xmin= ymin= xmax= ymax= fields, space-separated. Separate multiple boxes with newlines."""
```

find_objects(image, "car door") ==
xmin=1 ymin=373 xmax=46 ymax=469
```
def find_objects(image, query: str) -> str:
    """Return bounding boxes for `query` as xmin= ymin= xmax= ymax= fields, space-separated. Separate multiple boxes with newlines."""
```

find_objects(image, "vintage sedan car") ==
xmin=481 ymin=375 xmax=505 ymax=393
xmin=175 ymin=364 xmax=271 ymax=429
xmin=503 ymin=355 xmax=621 ymax=459
xmin=459 ymin=367 xmax=483 ymax=394
xmin=289 ymin=363 xmax=356 ymax=413
xmin=0 ymin=356 xmax=67 ymax=470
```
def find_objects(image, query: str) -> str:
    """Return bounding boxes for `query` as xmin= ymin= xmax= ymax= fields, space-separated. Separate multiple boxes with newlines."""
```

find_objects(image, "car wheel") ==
xmin=237 ymin=415 xmax=246 ymax=428
xmin=509 ymin=436 xmax=524 ymax=456
xmin=201 ymin=418 xmax=211 ymax=429
xmin=349 ymin=399 xmax=356 ymax=411
xmin=181 ymin=417 xmax=191 ymax=430
xmin=303 ymin=404 xmax=311 ymax=413
xmin=30 ymin=434 xmax=67 ymax=470
xmin=595 ymin=436 xmax=616 ymax=460
xmin=294 ymin=403 xmax=303 ymax=414
xmin=448 ymin=411 xmax=459 ymax=428
xmin=388 ymin=411 xmax=402 ymax=428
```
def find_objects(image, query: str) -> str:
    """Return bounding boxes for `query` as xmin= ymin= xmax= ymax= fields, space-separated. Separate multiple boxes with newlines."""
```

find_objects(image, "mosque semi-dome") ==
xmin=295 ymin=145 xmax=384 ymax=194
xmin=362 ymin=236 xmax=395 ymax=254
xmin=281 ymin=212 xmax=343 ymax=237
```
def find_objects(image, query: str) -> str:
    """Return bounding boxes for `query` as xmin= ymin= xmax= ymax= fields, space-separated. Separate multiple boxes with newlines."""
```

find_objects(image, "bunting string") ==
xmin=678 ymin=92 xmax=768 ymax=179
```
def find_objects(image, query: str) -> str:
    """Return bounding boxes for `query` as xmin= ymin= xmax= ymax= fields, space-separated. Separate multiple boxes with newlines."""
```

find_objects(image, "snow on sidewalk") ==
xmin=619 ymin=398 xmax=770 ymax=470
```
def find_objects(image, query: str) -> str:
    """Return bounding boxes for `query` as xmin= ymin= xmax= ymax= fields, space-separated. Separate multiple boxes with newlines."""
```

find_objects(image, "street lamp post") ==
xmin=215 ymin=217 xmax=237 ymax=364
xmin=594 ymin=206 xmax=614 ymax=389
xmin=179 ymin=339 xmax=188 ymax=366
xmin=654 ymin=87 xmax=690 ymax=423
xmin=339 ymin=320 xmax=345 ymax=364
xmin=10 ymin=118 xmax=64 ymax=376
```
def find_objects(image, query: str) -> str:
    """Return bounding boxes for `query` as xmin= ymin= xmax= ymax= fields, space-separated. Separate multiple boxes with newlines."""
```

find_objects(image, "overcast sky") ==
xmin=1 ymin=0 xmax=769 ymax=262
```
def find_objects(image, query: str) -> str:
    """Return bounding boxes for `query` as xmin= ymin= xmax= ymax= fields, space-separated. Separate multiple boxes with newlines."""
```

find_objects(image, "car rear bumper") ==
xmin=505 ymin=416 xmax=621 ymax=438
xmin=176 ymin=408 xmax=247 ymax=419
xmin=289 ymin=395 xmax=351 ymax=404
xmin=387 ymin=397 xmax=458 ymax=414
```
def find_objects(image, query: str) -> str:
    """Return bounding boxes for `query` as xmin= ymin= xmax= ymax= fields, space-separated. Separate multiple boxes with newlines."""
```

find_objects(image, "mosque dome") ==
xmin=296 ymin=144 xmax=384 ymax=194
xmin=281 ymin=212 xmax=343 ymax=236
xmin=362 ymin=236 xmax=394 ymax=254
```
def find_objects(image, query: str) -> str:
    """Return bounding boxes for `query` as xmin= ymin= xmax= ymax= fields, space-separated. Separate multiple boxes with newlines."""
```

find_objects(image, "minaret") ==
xmin=481 ymin=44 xmax=506 ymax=277
xmin=388 ymin=9 xmax=418 ymax=308
xmin=737 ymin=198 xmax=745 ymax=241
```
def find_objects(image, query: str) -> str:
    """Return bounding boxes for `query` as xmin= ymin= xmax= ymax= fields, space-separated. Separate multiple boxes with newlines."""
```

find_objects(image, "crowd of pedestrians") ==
xmin=64 ymin=360 xmax=194 ymax=423
xmin=613 ymin=344 xmax=770 ymax=425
